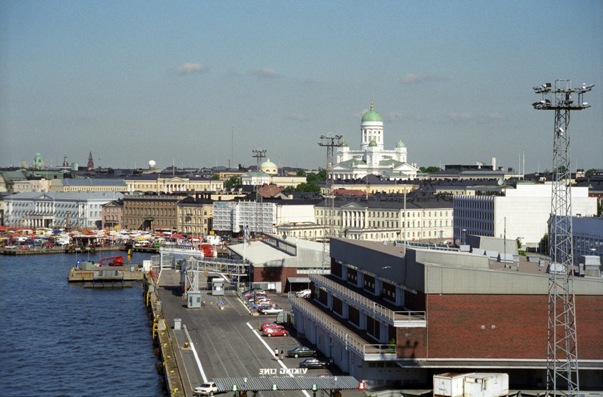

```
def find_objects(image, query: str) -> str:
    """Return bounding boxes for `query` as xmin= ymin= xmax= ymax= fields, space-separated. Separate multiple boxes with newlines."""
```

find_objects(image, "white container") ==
xmin=463 ymin=373 xmax=509 ymax=397
xmin=433 ymin=373 xmax=468 ymax=397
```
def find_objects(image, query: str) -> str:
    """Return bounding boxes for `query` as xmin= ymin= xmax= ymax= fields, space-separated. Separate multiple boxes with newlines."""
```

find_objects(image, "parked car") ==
xmin=295 ymin=289 xmax=312 ymax=298
xmin=263 ymin=328 xmax=289 ymax=337
xmin=193 ymin=382 xmax=218 ymax=396
xmin=254 ymin=302 xmax=273 ymax=311
xmin=286 ymin=345 xmax=317 ymax=358
xmin=259 ymin=322 xmax=284 ymax=332
xmin=259 ymin=305 xmax=283 ymax=315
xmin=299 ymin=358 xmax=330 ymax=369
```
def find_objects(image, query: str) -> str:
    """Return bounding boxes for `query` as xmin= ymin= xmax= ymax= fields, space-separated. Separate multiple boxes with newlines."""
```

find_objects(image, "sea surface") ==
xmin=0 ymin=251 xmax=167 ymax=397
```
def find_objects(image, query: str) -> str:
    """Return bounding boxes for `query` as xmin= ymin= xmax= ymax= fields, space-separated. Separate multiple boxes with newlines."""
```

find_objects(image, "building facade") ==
xmin=290 ymin=238 xmax=603 ymax=390
xmin=453 ymin=182 xmax=598 ymax=248
xmin=177 ymin=195 xmax=214 ymax=236
xmin=4 ymin=192 xmax=123 ymax=229
xmin=101 ymin=200 xmax=123 ymax=229
xmin=315 ymin=195 xmax=454 ymax=243
xmin=122 ymin=194 xmax=187 ymax=231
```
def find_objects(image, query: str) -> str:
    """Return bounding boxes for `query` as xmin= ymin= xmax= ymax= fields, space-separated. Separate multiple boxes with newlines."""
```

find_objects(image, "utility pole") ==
xmin=532 ymin=80 xmax=593 ymax=396
xmin=318 ymin=134 xmax=343 ymax=273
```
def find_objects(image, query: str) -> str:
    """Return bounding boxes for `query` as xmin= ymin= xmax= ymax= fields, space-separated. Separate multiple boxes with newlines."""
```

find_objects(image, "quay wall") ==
xmin=144 ymin=275 xmax=186 ymax=397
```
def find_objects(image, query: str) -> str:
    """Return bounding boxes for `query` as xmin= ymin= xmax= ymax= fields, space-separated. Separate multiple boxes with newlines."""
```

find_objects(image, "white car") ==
xmin=259 ymin=305 xmax=284 ymax=315
xmin=194 ymin=382 xmax=218 ymax=396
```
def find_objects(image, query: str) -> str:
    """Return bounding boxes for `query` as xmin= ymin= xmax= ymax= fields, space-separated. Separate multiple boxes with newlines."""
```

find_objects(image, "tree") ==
xmin=585 ymin=168 xmax=597 ymax=177
xmin=294 ymin=182 xmax=321 ymax=193
xmin=296 ymin=169 xmax=306 ymax=177
xmin=225 ymin=176 xmax=241 ymax=189
xmin=419 ymin=166 xmax=442 ymax=173
xmin=539 ymin=233 xmax=549 ymax=256
xmin=306 ymin=169 xmax=326 ymax=184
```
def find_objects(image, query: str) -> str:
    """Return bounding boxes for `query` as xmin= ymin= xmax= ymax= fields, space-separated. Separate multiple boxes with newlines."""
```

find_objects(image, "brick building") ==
xmin=290 ymin=238 xmax=603 ymax=391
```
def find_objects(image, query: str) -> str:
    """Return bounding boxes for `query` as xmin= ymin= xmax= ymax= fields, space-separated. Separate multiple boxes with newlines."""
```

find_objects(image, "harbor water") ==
xmin=0 ymin=252 xmax=167 ymax=397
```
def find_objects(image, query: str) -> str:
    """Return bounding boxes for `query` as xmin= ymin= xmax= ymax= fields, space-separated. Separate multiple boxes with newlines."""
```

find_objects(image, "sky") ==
xmin=1 ymin=1 xmax=602 ymax=173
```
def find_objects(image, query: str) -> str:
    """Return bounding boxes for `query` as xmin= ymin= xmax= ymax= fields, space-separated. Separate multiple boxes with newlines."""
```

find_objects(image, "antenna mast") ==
xmin=318 ymin=134 xmax=343 ymax=272
xmin=532 ymin=80 xmax=593 ymax=396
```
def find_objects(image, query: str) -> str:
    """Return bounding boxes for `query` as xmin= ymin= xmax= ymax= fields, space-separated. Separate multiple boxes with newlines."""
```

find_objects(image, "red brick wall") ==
xmin=423 ymin=294 xmax=603 ymax=360
xmin=397 ymin=327 xmax=428 ymax=358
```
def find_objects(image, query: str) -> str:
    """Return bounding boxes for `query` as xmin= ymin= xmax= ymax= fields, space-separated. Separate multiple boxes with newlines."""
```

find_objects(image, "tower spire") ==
xmin=87 ymin=151 xmax=94 ymax=170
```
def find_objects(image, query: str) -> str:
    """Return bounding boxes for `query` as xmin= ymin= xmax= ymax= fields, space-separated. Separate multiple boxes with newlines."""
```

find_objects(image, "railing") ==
xmin=309 ymin=275 xmax=425 ymax=324
xmin=291 ymin=297 xmax=397 ymax=361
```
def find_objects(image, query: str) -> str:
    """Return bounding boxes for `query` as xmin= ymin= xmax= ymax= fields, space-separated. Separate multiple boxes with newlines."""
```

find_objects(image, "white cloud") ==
xmin=175 ymin=63 xmax=209 ymax=75
xmin=447 ymin=112 xmax=475 ymax=122
xmin=251 ymin=68 xmax=279 ymax=79
xmin=400 ymin=72 xmax=447 ymax=84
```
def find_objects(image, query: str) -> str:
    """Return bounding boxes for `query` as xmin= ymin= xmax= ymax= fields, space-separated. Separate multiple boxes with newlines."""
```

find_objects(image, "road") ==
xmin=157 ymin=270 xmax=346 ymax=397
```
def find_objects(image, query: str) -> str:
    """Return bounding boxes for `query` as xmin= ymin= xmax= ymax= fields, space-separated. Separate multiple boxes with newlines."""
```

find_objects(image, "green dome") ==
xmin=396 ymin=139 xmax=406 ymax=148
xmin=368 ymin=139 xmax=378 ymax=147
xmin=361 ymin=101 xmax=383 ymax=122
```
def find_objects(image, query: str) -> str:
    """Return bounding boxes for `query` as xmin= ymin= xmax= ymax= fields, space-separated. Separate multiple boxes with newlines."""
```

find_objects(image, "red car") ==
xmin=259 ymin=322 xmax=284 ymax=332
xmin=263 ymin=328 xmax=289 ymax=337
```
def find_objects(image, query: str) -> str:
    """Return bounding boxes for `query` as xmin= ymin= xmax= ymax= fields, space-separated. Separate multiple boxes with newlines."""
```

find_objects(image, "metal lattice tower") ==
xmin=318 ymin=134 xmax=343 ymax=272
xmin=251 ymin=149 xmax=267 ymax=234
xmin=532 ymin=80 xmax=593 ymax=396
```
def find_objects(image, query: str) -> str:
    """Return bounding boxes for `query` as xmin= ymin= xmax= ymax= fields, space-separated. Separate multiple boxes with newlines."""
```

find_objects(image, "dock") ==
xmin=68 ymin=265 xmax=144 ymax=288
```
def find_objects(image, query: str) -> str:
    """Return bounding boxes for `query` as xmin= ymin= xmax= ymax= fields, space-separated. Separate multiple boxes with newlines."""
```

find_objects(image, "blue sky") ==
xmin=1 ymin=1 xmax=602 ymax=172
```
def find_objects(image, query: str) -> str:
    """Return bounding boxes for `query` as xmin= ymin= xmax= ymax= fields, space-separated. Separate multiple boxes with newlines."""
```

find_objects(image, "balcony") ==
xmin=309 ymin=274 xmax=426 ymax=327
xmin=290 ymin=296 xmax=397 ymax=361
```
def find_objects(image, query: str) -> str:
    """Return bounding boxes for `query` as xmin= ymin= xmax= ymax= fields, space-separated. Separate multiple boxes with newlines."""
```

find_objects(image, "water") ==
xmin=0 ymin=252 xmax=167 ymax=397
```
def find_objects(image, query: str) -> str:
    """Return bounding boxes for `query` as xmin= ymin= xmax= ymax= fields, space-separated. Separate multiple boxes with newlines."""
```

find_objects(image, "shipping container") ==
xmin=433 ymin=373 xmax=468 ymax=397
xmin=463 ymin=373 xmax=509 ymax=397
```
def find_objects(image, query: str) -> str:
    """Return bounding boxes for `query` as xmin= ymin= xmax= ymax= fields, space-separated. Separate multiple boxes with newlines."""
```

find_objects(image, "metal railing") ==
xmin=309 ymin=275 xmax=425 ymax=324
xmin=291 ymin=297 xmax=396 ymax=360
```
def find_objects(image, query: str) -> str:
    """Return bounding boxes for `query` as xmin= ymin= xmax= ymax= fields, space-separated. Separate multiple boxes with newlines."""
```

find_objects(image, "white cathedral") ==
xmin=333 ymin=102 xmax=418 ymax=180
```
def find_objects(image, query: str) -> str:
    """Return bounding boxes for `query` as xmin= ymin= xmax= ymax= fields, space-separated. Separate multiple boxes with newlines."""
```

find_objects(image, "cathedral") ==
xmin=333 ymin=102 xmax=418 ymax=180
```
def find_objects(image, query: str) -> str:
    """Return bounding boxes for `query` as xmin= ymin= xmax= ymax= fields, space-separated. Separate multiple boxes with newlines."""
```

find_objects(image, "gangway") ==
xmin=155 ymin=246 xmax=247 ymax=296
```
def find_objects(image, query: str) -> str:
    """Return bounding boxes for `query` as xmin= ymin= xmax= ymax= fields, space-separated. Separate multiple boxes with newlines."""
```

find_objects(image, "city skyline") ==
xmin=1 ymin=1 xmax=602 ymax=172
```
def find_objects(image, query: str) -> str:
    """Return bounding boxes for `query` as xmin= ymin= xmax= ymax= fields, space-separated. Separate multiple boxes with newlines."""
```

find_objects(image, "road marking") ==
xmin=183 ymin=324 xmax=208 ymax=384
xmin=246 ymin=322 xmax=310 ymax=397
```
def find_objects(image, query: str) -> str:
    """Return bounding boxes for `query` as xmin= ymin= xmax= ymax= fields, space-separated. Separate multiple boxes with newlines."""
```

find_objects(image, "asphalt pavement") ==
xmin=157 ymin=270 xmax=364 ymax=397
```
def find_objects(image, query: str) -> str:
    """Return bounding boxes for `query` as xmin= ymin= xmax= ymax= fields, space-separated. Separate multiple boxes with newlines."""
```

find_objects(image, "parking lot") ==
xmin=157 ymin=270 xmax=358 ymax=396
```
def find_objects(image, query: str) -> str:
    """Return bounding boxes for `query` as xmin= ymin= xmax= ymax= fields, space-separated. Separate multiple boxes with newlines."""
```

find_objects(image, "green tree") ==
xmin=296 ymin=169 xmax=306 ymax=177
xmin=539 ymin=233 xmax=549 ymax=256
xmin=294 ymin=182 xmax=321 ymax=193
xmin=585 ymin=168 xmax=597 ymax=177
xmin=225 ymin=176 xmax=241 ymax=189
xmin=419 ymin=166 xmax=442 ymax=173
xmin=306 ymin=169 xmax=326 ymax=184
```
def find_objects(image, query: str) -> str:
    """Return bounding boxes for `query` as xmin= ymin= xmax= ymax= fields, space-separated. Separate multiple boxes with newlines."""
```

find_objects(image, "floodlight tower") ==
xmin=532 ymin=80 xmax=593 ymax=396
xmin=318 ymin=134 xmax=343 ymax=272
xmin=251 ymin=149 xmax=267 ymax=234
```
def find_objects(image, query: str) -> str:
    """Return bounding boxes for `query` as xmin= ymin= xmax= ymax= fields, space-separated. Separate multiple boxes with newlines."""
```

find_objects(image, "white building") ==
xmin=316 ymin=195 xmax=454 ymax=242
xmin=453 ymin=182 xmax=598 ymax=248
xmin=334 ymin=102 xmax=418 ymax=180
xmin=4 ymin=192 xmax=123 ymax=229
xmin=213 ymin=200 xmax=317 ymax=236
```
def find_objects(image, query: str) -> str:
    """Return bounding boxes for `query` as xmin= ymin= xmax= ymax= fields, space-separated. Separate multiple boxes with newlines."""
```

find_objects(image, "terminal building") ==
xmin=289 ymin=238 xmax=603 ymax=391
